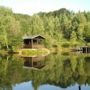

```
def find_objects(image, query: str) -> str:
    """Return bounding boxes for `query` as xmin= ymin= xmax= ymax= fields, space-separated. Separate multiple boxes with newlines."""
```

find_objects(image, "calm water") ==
xmin=0 ymin=53 xmax=90 ymax=90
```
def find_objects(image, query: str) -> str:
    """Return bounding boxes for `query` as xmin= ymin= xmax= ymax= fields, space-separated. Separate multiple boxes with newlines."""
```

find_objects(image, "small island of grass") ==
xmin=18 ymin=48 xmax=50 ymax=57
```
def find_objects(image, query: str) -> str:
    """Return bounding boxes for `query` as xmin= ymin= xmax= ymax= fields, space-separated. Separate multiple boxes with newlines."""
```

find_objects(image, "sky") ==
xmin=0 ymin=0 xmax=90 ymax=15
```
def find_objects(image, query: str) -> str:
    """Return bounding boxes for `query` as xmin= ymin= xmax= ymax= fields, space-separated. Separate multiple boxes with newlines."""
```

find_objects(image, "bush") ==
xmin=61 ymin=42 xmax=70 ymax=48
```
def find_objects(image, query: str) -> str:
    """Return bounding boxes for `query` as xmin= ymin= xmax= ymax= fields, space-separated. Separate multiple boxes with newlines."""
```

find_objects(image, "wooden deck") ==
xmin=80 ymin=47 xmax=90 ymax=53
xmin=71 ymin=46 xmax=90 ymax=53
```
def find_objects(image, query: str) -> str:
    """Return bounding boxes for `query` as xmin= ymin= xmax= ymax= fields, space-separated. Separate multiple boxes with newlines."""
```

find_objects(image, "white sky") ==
xmin=0 ymin=0 xmax=90 ymax=15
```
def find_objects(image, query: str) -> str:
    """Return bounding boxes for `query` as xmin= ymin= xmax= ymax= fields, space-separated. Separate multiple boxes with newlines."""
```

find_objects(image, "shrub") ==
xmin=61 ymin=42 xmax=70 ymax=48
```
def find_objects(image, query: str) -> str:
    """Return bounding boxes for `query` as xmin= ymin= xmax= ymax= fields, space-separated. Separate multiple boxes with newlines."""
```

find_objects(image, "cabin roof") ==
xmin=23 ymin=35 xmax=45 ymax=40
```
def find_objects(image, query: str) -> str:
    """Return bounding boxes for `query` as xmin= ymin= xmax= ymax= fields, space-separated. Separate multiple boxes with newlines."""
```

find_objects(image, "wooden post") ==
xmin=29 ymin=40 xmax=30 ymax=48
xmin=31 ymin=39 xmax=33 ymax=48
xmin=37 ymin=39 xmax=39 ymax=48
xmin=37 ymin=39 xmax=38 ymax=44
xmin=79 ymin=85 xmax=81 ymax=90
xmin=88 ymin=47 xmax=90 ymax=53
xmin=31 ymin=57 xmax=33 ymax=67
xmin=86 ymin=47 xmax=88 ymax=53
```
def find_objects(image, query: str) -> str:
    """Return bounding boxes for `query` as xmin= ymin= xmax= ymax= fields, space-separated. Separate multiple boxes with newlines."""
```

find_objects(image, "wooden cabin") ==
xmin=23 ymin=35 xmax=45 ymax=49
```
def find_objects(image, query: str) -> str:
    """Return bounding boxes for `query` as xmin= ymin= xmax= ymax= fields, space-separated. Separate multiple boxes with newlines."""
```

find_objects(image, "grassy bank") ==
xmin=18 ymin=48 xmax=50 ymax=57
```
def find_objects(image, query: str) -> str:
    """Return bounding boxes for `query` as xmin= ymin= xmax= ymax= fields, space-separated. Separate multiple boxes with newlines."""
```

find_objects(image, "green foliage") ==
xmin=0 ymin=7 xmax=20 ymax=50
xmin=70 ymin=31 xmax=77 ymax=41
xmin=0 ymin=7 xmax=90 ymax=50
xmin=61 ymin=42 xmax=70 ymax=48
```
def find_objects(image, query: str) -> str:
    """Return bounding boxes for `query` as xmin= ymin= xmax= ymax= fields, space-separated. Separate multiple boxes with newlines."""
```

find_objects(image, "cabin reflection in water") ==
xmin=23 ymin=56 xmax=46 ymax=69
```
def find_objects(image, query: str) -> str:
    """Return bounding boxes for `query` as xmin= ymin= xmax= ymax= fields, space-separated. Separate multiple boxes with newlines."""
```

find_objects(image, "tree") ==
xmin=0 ymin=7 xmax=20 ymax=50
xmin=70 ymin=31 xmax=77 ymax=46
xmin=77 ymin=24 xmax=84 ymax=41
xmin=71 ymin=16 xmax=79 ymax=31
xmin=60 ymin=14 xmax=71 ymax=39
xmin=83 ymin=22 xmax=90 ymax=44
xmin=30 ymin=15 xmax=44 ymax=35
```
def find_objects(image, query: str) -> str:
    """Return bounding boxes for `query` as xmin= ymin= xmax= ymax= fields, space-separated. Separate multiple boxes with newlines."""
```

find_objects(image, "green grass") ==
xmin=19 ymin=48 xmax=50 ymax=57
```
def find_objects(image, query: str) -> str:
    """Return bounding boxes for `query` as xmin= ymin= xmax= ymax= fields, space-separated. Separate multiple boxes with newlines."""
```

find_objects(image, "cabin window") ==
xmin=33 ymin=39 xmax=37 ymax=44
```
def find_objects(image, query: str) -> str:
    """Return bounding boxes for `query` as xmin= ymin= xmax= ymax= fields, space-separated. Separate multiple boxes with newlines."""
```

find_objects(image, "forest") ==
xmin=0 ymin=6 xmax=90 ymax=51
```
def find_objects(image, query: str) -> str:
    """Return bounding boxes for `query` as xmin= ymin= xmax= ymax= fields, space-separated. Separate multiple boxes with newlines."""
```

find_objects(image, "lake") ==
xmin=0 ymin=52 xmax=90 ymax=90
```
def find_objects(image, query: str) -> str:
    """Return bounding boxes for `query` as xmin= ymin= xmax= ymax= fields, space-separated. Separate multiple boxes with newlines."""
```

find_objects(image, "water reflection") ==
xmin=0 ymin=53 xmax=90 ymax=90
xmin=23 ymin=56 xmax=46 ymax=69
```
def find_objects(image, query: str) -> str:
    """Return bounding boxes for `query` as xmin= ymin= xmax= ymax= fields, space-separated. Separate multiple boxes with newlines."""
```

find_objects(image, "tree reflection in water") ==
xmin=0 ymin=53 xmax=90 ymax=90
